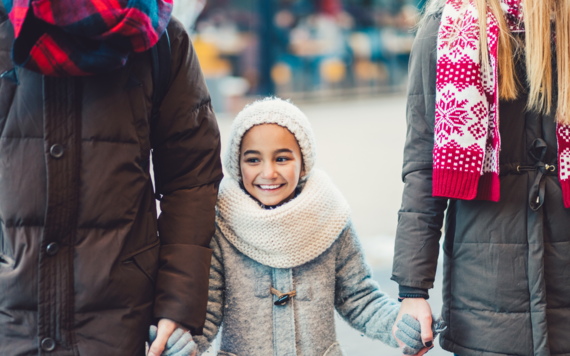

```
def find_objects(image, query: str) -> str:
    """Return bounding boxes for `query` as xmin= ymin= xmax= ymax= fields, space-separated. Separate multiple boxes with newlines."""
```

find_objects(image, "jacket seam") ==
xmin=441 ymin=335 xmax=518 ymax=355
xmin=450 ymin=307 xmax=537 ymax=314
xmin=161 ymin=175 xmax=222 ymax=195
xmin=82 ymin=138 xmax=138 ymax=145
xmin=322 ymin=341 xmax=340 ymax=356
xmin=0 ymin=306 xmax=38 ymax=312
xmin=1 ymin=222 xmax=44 ymax=228
xmin=76 ymin=225 xmax=127 ymax=230
xmin=0 ymin=137 xmax=43 ymax=140
xmin=189 ymin=98 xmax=212 ymax=115
xmin=120 ymin=240 xmax=160 ymax=261
xmin=0 ymin=137 xmax=139 ymax=145
xmin=451 ymin=241 xmax=536 ymax=245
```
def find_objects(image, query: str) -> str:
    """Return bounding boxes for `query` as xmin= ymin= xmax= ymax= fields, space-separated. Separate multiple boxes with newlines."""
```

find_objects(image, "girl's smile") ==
xmin=256 ymin=184 xmax=285 ymax=191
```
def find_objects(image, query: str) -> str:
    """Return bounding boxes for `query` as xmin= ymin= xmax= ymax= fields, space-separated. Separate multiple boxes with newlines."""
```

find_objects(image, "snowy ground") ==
xmin=208 ymin=95 xmax=450 ymax=355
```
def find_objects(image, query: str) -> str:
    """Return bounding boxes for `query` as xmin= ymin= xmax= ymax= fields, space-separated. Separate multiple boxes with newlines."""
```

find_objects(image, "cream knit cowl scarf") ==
xmin=216 ymin=169 xmax=351 ymax=269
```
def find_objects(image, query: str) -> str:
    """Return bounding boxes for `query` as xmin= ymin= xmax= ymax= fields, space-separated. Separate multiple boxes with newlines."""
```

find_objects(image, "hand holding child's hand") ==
xmin=148 ymin=319 xmax=197 ymax=356
xmin=395 ymin=314 xmax=446 ymax=355
xmin=392 ymin=298 xmax=434 ymax=356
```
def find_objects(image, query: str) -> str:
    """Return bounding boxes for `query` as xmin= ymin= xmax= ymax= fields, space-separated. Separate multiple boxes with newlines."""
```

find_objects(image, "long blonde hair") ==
xmin=426 ymin=0 xmax=570 ymax=124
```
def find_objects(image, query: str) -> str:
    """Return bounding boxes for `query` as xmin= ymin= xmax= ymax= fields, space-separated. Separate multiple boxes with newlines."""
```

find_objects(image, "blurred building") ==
xmin=176 ymin=0 xmax=422 ymax=112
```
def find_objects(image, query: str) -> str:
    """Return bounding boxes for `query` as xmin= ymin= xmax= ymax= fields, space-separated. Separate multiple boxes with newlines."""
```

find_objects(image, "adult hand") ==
xmin=392 ymin=298 xmax=433 ymax=356
xmin=148 ymin=319 xmax=196 ymax=356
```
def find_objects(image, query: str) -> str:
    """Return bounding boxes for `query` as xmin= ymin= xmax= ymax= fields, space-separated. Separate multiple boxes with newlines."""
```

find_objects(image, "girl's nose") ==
xmin=261 ymin=163 xmax=278 ymax=179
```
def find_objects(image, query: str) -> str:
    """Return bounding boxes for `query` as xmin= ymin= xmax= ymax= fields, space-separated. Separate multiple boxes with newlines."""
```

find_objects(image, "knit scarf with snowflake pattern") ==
xmin=434 ymin=0 xmax=570 ymax=208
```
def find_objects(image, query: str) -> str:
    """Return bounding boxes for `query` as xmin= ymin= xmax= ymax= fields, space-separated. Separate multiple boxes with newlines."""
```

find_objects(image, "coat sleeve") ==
xmin=390 ymin=12 xmax=448 ymax=292
xmin=151 ymin=18 xmax=223 ymax=335
xmin=194 ymin=233 xmax=225 ymax=355
xmin=334 ymin=224 xmax=400 ymax=348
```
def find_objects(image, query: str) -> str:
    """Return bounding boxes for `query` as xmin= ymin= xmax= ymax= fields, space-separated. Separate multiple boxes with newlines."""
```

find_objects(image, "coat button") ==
xmin=49 ymin=144 xmax=64 ymax=158
xmin=41 ymin=337 xmax=56 ymax=352
xmin=274 ymin=295 xmax=290 ymax=306
xmin=46 ymin=243 xmax=59 ymax=256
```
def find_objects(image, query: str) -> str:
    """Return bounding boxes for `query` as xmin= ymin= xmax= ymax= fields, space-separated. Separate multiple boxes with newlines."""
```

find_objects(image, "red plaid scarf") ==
xmin=5 ymin=0 xmax=173 ymax=76
xmin=434 ymin=0 xmax=570 ymax=208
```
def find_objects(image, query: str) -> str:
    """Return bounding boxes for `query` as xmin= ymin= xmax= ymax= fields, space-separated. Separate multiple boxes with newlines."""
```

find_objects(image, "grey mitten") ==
xmin=149 ymin=325 xmax=197 ymax=356
xmin=395 ymin=314 xmax=446 ymax=355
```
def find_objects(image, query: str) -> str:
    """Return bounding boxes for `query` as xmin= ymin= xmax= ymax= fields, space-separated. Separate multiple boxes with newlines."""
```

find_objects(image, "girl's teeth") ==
xmin=259 ymin=185 xmax=280 ymax=190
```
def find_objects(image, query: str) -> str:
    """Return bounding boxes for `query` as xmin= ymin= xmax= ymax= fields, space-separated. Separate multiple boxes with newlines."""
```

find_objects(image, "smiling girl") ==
xmin=184 ymin=97 xmax=421 ymax=356
xmin=240 ymin=123 xmax=303 ymax=208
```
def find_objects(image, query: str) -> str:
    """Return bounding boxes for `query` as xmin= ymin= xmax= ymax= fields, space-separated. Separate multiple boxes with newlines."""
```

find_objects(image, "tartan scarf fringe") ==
xmin=7 ymin=0 xmax=173 ymax=76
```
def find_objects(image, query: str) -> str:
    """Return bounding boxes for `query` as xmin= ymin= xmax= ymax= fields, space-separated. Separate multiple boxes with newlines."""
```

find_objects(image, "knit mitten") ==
xmin=149 ymin=325 xmax=197 ymax=356
xmin=395 ymin=314 xmax=446 ymax=355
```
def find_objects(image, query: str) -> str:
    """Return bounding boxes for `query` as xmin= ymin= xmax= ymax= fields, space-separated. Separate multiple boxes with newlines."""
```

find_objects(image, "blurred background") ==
xmin=170 ymin=0 xmax=449 ymax=354
xmin=173 ymin=0 xmax=423 ymax=113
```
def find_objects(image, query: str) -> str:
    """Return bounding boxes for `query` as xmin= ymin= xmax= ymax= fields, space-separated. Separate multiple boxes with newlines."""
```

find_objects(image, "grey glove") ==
xmin=149 ymin=325 xmax=197 ymax=356
xmin=395 ymin=314 xmax=446 ymax=355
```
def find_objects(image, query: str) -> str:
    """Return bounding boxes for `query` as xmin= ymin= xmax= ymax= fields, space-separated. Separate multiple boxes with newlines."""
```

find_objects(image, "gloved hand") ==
xmin=395 ymin=314 xmax=446 ymax=355
xmin=149 ymin=325 xmax=197 ymax=356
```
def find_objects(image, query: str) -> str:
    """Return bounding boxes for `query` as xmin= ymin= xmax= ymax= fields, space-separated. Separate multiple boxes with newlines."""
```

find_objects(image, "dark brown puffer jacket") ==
xmin=0 ymin=5 xmax=223 ymax=356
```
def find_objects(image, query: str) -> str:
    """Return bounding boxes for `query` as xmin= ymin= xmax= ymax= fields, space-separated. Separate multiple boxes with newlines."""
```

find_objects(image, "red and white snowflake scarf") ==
xmin=434 ymin=0 xmax=570 ymax=208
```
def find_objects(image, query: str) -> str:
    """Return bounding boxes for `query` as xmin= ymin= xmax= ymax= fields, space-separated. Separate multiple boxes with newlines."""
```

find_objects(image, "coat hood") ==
xmin=223 ymin=97 xmax=317 ymax=182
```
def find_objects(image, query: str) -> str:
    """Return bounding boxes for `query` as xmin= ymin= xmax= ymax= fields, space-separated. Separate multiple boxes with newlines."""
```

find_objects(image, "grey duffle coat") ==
xmin=194 ymin=223 xmax=400 ymax=356
xmin=391 ymin=10 xmax=570 ymax=356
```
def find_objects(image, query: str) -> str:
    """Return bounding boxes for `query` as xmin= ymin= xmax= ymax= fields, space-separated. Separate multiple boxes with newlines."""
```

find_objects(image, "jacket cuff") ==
xmin=154 ymin=244 xmax=213 ymax=335
xmin=398 ymin=285 xmax=429 ymax=300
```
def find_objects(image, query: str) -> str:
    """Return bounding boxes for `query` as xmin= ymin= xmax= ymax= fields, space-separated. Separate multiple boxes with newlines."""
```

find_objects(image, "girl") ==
xmin=187 ymin=97 xmax=420 ymax=356
xmin=392 ymin=0 xmax=570 ymax=355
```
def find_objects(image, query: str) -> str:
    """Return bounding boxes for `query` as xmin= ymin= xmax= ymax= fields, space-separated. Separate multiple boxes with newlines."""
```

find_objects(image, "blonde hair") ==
xmin=476 ymin=0 xmax=518 ymax=103
xmin=427 ymin=0 xmax=570 ymax=124
xmin=554 ymin=0 xmax=570 ymax=123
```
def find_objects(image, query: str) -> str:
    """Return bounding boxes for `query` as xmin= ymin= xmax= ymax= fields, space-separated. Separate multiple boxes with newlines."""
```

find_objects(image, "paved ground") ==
xmin=212 ymin=95 xmax=451 ymax=355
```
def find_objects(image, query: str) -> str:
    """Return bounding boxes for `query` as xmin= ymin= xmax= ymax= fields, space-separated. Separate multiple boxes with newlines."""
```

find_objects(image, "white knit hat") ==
xmin=224 ymin=97 xmax=317 ymax=182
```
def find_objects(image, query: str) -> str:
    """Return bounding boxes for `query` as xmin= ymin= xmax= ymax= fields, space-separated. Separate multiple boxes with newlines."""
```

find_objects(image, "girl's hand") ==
xmin=149 ymin=319 xmax=197 ymax=356
xmin=392 ymin=299 xmax=433 ymax=356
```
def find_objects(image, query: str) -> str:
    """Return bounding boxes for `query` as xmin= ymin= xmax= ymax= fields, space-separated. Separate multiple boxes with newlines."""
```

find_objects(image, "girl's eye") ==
xmin=276 ymin=157 xmax=290 ymax=162
xmin=246 ymin=158 xmax=260 ymax=163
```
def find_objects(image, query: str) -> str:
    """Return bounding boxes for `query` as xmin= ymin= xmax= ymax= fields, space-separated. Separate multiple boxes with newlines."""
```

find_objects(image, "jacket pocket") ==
xmin=217 ymin=351 xmax=238 ymax=356
xmin=322 ymin=341 xmax=344 ymax=356
xmin=122 ymin=241 xmax=160 ymax=285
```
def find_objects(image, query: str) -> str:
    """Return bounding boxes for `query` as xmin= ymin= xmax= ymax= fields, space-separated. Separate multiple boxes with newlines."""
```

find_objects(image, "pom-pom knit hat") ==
xmin=224 ymin=97 xmax=317 ymax=182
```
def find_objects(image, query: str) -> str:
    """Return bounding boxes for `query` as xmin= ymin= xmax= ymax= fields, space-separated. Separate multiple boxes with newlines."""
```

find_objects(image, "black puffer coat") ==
xmin=0 ymin=6 xmax=222 ymax=356
xmin=392 ymin=9 xmax=570 ymax=356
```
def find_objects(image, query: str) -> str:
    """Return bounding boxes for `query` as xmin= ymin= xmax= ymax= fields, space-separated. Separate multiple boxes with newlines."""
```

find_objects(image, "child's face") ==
xmin=240 ymin=124 xmax=304 ymax=206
